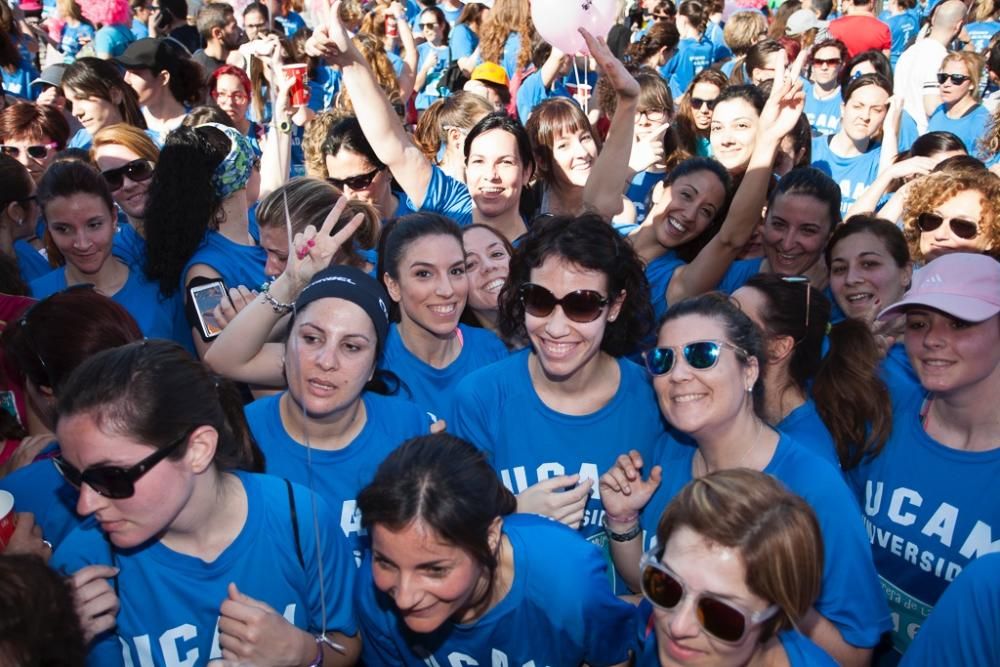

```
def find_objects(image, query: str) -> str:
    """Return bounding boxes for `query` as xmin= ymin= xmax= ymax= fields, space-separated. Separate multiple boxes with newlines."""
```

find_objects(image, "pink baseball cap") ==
xmin=878 ymin=253 xmax=1000 ymax=322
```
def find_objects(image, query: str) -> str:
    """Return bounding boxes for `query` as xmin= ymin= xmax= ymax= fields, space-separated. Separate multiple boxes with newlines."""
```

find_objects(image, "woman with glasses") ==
xmin=899 ymin=52 xmax=992 ymax=161
xmin=453 ymin=215 xmax=663 ymax=589
xmin=601 ymin=293 xmax=891 ymax=666
xmin=354 ymin=432 xmax=636 ymax=666
xmin=91 ymin=123 xmax=158 ymax=268
xmin=0 ymin=289 xmax=143 ymax=550
xmin=62 ymin=57 xmax=147 ymax=150
xmin=49 ymin=340 xmax=361 ymax=666
xmin=413 ymin=6 xmax=451 ymax=112
xmin=29 ymin=160 xmax=189 ymax=348
xmin=0 ymin=153 xmax=49 ymax=282
xmin=635 ymin=469 xmax=834 ymax=666
xmin=900 ymin=168 xmax=1000 ymax=263
xmin=846 ymin=252 xmax=1000 ymax=661
xmin=804 ymin=39 xmax=847 ymax=136
xmin=674 ymin=68 xmax=727 ymax=159
xmin=0 ymin=102 xmax=69 ymax=185
xmin=210 ymin=64 xmax=266 ymax=155
xmin=731 ymin=273 xmax=893 ymax=468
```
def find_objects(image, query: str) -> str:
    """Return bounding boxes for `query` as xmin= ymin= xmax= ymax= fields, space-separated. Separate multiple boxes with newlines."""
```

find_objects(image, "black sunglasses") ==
xmin=327 ymin=166 xmax=382 ymax=191
xmin=0 ymin=142 xmax=57 ymax=160
xmin=690 ymin=97 xmax=717 ymax=111
xmin=916 ymin=212 xmax=979 ymax=240
xmin=937 ymin=72 xmax=971 ymax=85
xmin=53 ymin=428 xmax=193 ymax=499
xmin=519 ymin=283 xmax=609 ymax=323
xmin=101 ymin=159 xmax=155 ymax=192
xmin=640 ymin=547 xmax=779 ymax=643
xmin=418 ymin=21 xmax=439 ymax=28
xmin=643 ymin=340 xmax=747 ymax=376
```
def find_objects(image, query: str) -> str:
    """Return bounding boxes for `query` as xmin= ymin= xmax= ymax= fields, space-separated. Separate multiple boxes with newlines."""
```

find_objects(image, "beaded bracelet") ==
xmin=260 ymin=282 xmax=293 ymax=314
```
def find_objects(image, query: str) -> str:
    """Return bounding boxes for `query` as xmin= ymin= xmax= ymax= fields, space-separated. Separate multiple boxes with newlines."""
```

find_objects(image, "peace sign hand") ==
xmin=286 ymin=195 xmax=366 ymax=292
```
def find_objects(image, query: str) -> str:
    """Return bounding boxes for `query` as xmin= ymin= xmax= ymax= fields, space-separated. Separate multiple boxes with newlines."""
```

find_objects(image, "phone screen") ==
xmin=189 ymin=281 xmax=227 ymax=339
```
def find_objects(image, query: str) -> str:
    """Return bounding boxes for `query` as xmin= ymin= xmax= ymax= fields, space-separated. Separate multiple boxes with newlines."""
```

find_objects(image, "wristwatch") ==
xmin=277 ymin=119 xmax=292 ymax=134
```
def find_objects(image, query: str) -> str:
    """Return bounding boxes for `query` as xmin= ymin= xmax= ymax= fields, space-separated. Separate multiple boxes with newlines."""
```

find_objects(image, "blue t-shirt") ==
xmin=803 ymin=80 xmax=843 ymax=136
xmin=777 ymin=399 xmax=839 ymax=466
xmin=516 ymin=68 xmax=572 ymax=124
xmin=244 ymin=391 xmax=429 ymax=562
xmin=899 ymin=105 xmax=992 ymax=159
xmin=662 ymin=36 xmax=714 ymax=100
xmin=111 ymin=219 xmax=147 ymax=269
xmin=0 ymin=442 xmax=81 ymax=550
xmin=1 ymin=64 xmax=34 ymax=99
xmin=453 ymin=350 xmax=666 ymax=590
xmin=13 ymin=238 xmax=51 ymax=282
xmin=131 ymin=18 xmax=149 ymax=39
xmin=644 ymin=250 xmax=685 ymax=325
xmin=51 ymin=472 xmax=358 ymax=667
xmin=706 ymin=19 xmax=731 ymax=61
xmin=29 ymin=263 xmax=190 ymax=348
xmin=810 ymin=135 xmax=882 ymax=216
xmin=641 ymin=433 xmax=892 ymax=648
xmin=627 ymin=170 xmax=664 ymax=224
xmin=633 ymin=598 xmax=838 ymax=666
xmin=308 ymin=64 xmax=341 ymax=113
xmin=881 ymin=341 xmax=923 ymax=408
xmin=845 ymin=397 xmax=1000 ymax=656
xmin=355 ymin=513 xmax=638 ymax=666
xmin=717 ymin=257 xmax=764 ymax=295
xmin=182 ymin=229 xmax=268 ymax=292
xmin=964 ymin=20 xmax=1000 ymax=52
xmin=882 ymin=10 xmax=921 ymax=66
xmin=900 ymin=552 xmax=1000 ymax=666
xmin=415 ymin=42 xmax=451 ymax=110
xmin=404 ymin=164 xmax=475 ymax=226
xmin=60 ymin=22 xmax=96 ymax=62
xmin=381 ymin=322 xmax=507 ymax=424
xmin=275 ymin=11 xmax=306 ymax=37
xmin=440 ymin=3 xmax=463 ymax=26
xmin=450 ymin=22 xmax=478 ymax=61
xmin=499 ymin=32 xmax=522 ymax=82
xmin=94 ymin=23 xmax=135 ymax=58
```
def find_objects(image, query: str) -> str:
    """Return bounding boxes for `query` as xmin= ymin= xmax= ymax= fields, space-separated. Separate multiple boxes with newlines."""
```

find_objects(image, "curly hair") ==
xmin=498 ymin=213 xmax=653 ymax=356
xmin=143 ymin=125 xmax=230 ymax=295
xmin=479 ymin=0 xmax=536 ymax=74
xmin=336 ymin=31 xmax=402 ymax=114
xmin=902 ymin=170 xmax=1000 ymax=262
xmin=302 ymin=110 xmax=343 ymax=178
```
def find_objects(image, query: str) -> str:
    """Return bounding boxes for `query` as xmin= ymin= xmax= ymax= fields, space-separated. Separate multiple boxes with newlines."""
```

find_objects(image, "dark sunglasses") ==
xmin=53 ymin=428 xmax=192 ymax=499
xmin=0 ymin=142 xmax=57 ymax=160
xmin=101 ymin=159 xmax=155 ymax=191
xmin=641 ymin=548 xmax=779 ymax=643
xmin=937 ymin=72 xmax=971 ymax=85
xmin=642 ymin=340 xmax=746 ymax=376
xmin=418 ymin=21 xmax=439 ymax=28
xmin=519 ymin=283 xmax=609 ymax=323
xmin=812 ymin=57 xmax=842 ymax=68
xmin=690 ymin=97 xmax=717 ymax=111
xmin=327 ymin=166 xmax=382 ymax=191
xmin=916 ymin=212 xmax=979 ymax=239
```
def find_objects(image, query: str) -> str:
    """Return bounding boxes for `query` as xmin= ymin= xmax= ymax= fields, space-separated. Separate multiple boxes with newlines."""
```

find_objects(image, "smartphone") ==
xmin=188 ymin=279 xmax=229 ymax=341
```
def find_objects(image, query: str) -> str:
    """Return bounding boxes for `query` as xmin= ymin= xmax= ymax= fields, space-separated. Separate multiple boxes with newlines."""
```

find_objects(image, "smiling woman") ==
xmin=525 ymin=97 xmax=600 ymax=217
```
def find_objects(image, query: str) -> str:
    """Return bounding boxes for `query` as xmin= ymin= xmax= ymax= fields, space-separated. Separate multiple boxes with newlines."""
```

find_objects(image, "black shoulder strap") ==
xmin=285 ymin=478 xmax=305 ymax=571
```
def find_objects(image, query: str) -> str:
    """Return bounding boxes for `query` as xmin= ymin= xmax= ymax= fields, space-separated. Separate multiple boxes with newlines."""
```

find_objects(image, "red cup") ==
xmin=283 ymin=63 xmax=310 ymax=107
xmin=0 ymin=490 xmax=16 ymax=551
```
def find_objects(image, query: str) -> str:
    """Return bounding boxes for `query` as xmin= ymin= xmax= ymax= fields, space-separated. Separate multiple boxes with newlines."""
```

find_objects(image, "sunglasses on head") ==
xmin=519 ymin=283 xmax=609 ymax=323
xmin=0 ymin=142 xmax=57 ymax=160
xmin=937 ymin=72 xmax=971 ymax=85
xmin=916 ymin=212 xmax=979 ymax=239
xmin=641 ymin=547 xmax=780 ymax=644
xmin=812 ymin=57 xmax=842 ymax=68
xmin=327 ymin=166 xmax=382 ymax=191
xmin=101 ymin=159 xmax=155 ymax=191
xmin=642 ymin=340 xmax=747 ymax=376
xmin=53 ymin=428 xmax=193 ymax=499
xmin=690 ymin=97 xmax=717 ymax=111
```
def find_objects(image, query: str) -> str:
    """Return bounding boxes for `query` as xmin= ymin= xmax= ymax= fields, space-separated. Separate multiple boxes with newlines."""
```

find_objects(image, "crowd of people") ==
xmin=0 ymin=0 xmax=999 ymax=664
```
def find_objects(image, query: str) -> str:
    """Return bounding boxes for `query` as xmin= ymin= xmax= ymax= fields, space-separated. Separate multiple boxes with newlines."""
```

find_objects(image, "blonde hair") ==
xmin=940 ymin=51 xmax=985 ymax=101
xmin=724 ymin=10 xmax=768 ymax=55
xmin=902 ymin=170 xmax=1000 ymax=262
xmin=656 ymin=469 xmax=823 ymax=640
xmin=91 ymin=123 xmax=159 ymax=163
xmin=302 ymin=110 xmax=343 ymax=179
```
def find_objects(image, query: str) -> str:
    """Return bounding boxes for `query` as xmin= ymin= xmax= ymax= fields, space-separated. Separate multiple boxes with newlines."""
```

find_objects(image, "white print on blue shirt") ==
xmin=416 ymin=649 xmax=552 ymax=667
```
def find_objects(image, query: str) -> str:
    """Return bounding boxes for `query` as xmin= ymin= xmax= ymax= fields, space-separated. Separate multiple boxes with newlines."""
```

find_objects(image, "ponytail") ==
xmin=413 ymin=98 xmax=447 ymax=161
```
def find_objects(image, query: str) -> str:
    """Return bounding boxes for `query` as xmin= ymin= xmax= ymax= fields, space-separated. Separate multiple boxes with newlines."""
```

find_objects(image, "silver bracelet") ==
xmin=260 ymin=283 xmax=293 ymax=314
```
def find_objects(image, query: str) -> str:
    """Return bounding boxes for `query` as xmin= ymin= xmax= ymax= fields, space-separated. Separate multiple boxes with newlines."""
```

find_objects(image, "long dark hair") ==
xmin=358 ymin=433 xmax=516 ymax=610
xmin=63 ymin=58 xmax=147 ymax=129
xmin=143 ymin=125 xmax=230 ymax=295
xmin=56 ymin=340 xmax=264 ymax=472
xmin=498 ymin=214 xmax=653 ymax=355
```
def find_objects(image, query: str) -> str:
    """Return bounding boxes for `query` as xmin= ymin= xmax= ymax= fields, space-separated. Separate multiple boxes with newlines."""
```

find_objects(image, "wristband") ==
xmin=307 ymin=635 xmax=324 ymax=667
xmin=602 ymin=513 xmax=641 ymax=542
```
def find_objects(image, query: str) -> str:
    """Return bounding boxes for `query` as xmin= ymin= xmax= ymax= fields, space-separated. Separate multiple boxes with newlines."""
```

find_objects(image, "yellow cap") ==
xmin=471 ymin=61 xmax=509 ymax=87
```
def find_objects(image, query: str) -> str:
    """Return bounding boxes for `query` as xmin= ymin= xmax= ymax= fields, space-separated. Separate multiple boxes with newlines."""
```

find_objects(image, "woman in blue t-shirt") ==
xmin=49 ymin=340 xmax=361 ymax=666
xmin=634 ymin=469 xmax=836 ymax=667
xmin=355 ymin=432 xmax=637 ymax=666
xmin=28 ymin=160 xmax=187 ymax=347
xmin=849 ymin=252 xmax=1000 ymax=659
xmin=62 ymin=57 xmax=147 ymax=150
xmin=601 ymin=293 xmax=891 ymax=665
xmin=732 ymin=273 xmax=893 ymax=468
xmin=53 ymin=0 xmax=95 ymax=64
xmin=413 ymin=6 xmax=451 ymax=111
xmin=460 ymin=223 xmax=514 ymax=341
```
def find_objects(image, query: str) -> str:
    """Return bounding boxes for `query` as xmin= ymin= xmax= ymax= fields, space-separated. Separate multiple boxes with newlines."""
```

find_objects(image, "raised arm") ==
xmin=581 ymin=29 xmax=640 ymax=220
xmin=305 ymin=1 xmax=435 ymax=207
xmin=666 ymin=54 xmax=806 ymax=305
xmin=392 ymin=1 xmax=418 ymax=100
xmin=258 ymin=52 xmax=296 ymax=201
xmin=204 ymin=199 xmax=364 ymax=384
xmin=845 ymin=156 xmax=933 ymax=218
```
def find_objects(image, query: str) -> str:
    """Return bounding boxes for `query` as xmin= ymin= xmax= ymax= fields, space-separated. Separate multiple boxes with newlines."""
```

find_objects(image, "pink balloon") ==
xmin=531 ymin=0 xmax=617 ymax=55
